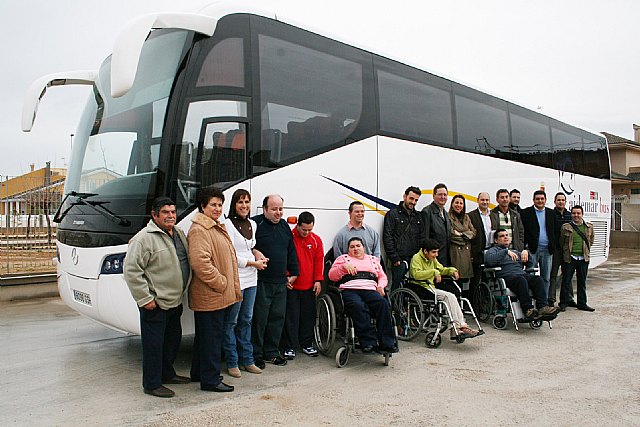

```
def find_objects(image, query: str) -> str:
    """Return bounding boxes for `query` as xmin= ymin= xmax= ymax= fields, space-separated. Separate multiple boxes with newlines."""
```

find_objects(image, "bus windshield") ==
xmin=65 ymin=29 xmax=189 ymax=200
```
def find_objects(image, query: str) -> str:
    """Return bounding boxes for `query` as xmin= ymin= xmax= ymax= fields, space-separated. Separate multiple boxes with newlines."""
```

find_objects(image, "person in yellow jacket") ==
xmin=409 ymin=238 xmax=482 ymax=339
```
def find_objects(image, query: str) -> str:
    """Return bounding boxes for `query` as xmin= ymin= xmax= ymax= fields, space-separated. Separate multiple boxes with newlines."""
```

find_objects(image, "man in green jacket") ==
xmin=559 ymin=205 xmax=595 ymax=312
xmin=124 ymin=197 xmax=192 ymax=398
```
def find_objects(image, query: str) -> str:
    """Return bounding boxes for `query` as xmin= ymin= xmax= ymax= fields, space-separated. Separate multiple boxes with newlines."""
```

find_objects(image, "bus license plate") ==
xmin=73 ymin=289 xmax=92 ymax=306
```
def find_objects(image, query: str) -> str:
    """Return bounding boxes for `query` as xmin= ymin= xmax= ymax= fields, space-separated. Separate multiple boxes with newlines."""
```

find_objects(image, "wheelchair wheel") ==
xmin=389 ymin=288 xmax=424 ymax=341
xmin=530 ymin=320 xmax=542 ymax=329
xmin=315 ymin=294 xmax=336 ymax=356
xmin=493 ymin=315 xmax=507 ymax=330
xmin=474 ymin=282 xmax=494 ymax=323
xmin=335 ymin=346 xmax=350 ymax=368
xmin=425 ymin=332 xmax=442 ymax=348
xmin=424 ymin=309 xmax=449 ymax=334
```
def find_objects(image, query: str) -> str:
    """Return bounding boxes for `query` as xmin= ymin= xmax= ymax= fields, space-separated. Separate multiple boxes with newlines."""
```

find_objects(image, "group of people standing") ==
xmin=123 ymin=189 xmax=325 ymax=398
xmin=122 ymin=183 xmax=595 ymax=398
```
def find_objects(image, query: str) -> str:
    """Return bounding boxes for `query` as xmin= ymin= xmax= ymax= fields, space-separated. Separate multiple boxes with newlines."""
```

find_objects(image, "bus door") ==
xmin=173 ymin=99 xmax=249 ymax=214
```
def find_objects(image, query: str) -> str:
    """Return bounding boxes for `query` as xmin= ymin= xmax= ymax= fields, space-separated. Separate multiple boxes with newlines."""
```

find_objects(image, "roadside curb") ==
xmin=0 ymin=273 xmax=58 ymax=301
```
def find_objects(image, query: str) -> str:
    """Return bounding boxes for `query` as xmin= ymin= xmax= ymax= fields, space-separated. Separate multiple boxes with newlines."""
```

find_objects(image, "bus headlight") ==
xmin=101 ymin=253 xmax=126 ymax=275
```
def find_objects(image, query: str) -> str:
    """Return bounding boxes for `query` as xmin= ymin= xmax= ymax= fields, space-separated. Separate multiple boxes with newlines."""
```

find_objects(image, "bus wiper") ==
xmin=54 ymin=192 xmax=131 ymax=227
xmin=53 ymin=191 xmax=98 ymax=223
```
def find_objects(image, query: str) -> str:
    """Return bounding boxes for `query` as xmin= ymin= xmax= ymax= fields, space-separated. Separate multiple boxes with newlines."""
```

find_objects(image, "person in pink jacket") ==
xmin=328 ymin=237 xmax=397 ymax=354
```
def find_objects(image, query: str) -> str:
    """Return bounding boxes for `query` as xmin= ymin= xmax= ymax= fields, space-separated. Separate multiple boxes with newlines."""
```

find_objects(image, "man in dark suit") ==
xmin=520 ymin=190 xmax=556 ymax=305
xmin=469 ymin=192 xmax=496 ymax=289
xmin=422 ymin=183 xmax=452 ymax=266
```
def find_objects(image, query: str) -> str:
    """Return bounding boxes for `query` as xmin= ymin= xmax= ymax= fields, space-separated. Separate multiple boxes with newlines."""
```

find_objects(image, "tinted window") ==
xmin=583 ymin=131 xmax=610 ymax=179
xmin=552 ymin=124 xmax=583 ymax=174
xmin=378 ymin=70 xmax=453 ymax=145
xmin=510 ymin=109 xmax=552 ymax=168
xmin=257 ymin=35 xmax=362 ymax=169
xmin=196 ymin=38 xmax=245 ymax=88
xmin=199 ymin=122 xmax=246 ymax=187
xmin=455 ymin=94 xmax=508 ymax=156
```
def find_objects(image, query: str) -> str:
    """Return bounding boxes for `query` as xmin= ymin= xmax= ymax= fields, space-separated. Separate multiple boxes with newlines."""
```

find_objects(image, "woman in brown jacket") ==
xmin=188 ymin=187 xmax=241 ymax=393
xmin=448 ymin=195 xmax=476 ymax=281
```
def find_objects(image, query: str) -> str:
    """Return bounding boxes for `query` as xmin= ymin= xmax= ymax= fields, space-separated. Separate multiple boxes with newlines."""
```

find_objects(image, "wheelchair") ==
xmin=314 ymin=284 xmax=397 ymax=368
xmin=389 ymin=277 xmax=484 ymax=349
xmin=478 ymin=266 xmax=553 ymax=331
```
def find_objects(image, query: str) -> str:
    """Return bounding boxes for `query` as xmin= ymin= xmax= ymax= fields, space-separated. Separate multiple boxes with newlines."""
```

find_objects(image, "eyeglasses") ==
xmin=502 ymin=213 xmax=509 ymax=224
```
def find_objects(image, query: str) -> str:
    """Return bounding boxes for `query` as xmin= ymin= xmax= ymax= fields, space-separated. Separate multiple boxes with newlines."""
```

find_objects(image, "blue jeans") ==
xmin=139 ymin=304 xmax=183 ymax=390
xmin=529 ymin=246 xmax=552 ymax=301
xmin=223 ymin=286 xmax=257 ymax=368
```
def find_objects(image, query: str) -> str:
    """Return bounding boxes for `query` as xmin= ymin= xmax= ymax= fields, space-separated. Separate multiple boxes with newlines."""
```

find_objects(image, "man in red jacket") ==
xmin=284 ymin=212 xmax=324 ymax=359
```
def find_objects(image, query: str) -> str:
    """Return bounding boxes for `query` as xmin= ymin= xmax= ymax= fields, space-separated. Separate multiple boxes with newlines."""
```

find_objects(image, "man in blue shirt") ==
xmin=520 ymin=190 xmax=556 ymax=305
xmin=333 ymin=201 xmax=381 ymax=258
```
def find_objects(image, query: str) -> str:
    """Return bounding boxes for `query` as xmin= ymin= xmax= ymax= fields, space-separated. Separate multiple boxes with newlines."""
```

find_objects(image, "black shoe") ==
xmin=201 ymin=382 xmax=234 ymax=392
xmin=266 ymin=356 xmax=287 ymax=366
xmin=361 ymin=345 xmax=375 ymax=353
xmin=163 ymin=375 xmax=190 ymax=384
xmin=190 ymin=375 xmax=222 ymax=383
xmin=577 ymin=304 xmax=595 ymax=312
xmin=144 ymin=386 xmax=175 ymax=398
xmin=255 ymin=358 xmax=266 ymax=370
xmin=378 ymin=345 xmax=399 ymax=354
xmin=567 ymin=300 xmax=578 ymax=308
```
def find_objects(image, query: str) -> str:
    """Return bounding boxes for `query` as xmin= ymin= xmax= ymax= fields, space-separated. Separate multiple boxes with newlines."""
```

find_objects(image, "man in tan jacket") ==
xmin=124 ymin=197 xmax=192 ymax=398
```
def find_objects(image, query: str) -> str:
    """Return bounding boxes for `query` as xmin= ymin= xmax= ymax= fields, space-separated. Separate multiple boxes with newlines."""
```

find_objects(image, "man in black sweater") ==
xmin=252 ymin=195 xmax=299 ymax=368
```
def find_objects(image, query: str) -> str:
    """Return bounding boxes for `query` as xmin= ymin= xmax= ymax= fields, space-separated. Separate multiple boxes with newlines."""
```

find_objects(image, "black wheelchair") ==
xmin=314 ymin=284 xmax=398 ymax=368
xmin=389 ymin=277 xmax=484 ymax=348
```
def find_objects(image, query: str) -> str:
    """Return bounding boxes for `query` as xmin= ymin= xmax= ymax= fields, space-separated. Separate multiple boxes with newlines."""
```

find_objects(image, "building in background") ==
xmin=604 ymin=125 xmax=640 ymax=231
xmin=0 ymin=162 xmax=66 ymax=228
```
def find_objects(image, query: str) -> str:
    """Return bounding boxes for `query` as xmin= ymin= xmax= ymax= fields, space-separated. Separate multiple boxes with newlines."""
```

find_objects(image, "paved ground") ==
xmin=1 ymin=249 xmax=639 ymax=426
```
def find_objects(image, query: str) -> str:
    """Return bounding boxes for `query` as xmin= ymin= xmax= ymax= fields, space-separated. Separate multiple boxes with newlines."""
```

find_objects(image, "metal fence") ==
xmin=0 ymin=174 xmax=63 ymax=275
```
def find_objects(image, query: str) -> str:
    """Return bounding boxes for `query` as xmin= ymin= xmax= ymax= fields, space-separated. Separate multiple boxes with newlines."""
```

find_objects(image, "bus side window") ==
xmin=200 ymin=123 xmax=246 ymax=187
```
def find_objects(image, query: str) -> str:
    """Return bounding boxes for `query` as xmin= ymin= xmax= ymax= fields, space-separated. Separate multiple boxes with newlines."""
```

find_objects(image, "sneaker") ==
xmin=302 ymin=346 xmax=319 ymax=357
xmin=525 ymin=308 xmax=538 ymax=319
xmin=267 ymin=355 xmax=288 ymax=366
xmin=538 ymin=306 xmax=558 ymax=316
xmin=283 ymin=348 xmax=296 ymax=360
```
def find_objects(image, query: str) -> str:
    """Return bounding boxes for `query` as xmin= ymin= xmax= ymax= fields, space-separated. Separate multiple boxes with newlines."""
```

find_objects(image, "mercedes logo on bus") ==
xmin=71 ymin=248 xmax=79 ymax=265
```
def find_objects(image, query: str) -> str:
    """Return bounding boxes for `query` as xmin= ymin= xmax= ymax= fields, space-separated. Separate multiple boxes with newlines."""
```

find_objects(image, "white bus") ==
xmin=23 ymin=4 xmax=611 ymax=335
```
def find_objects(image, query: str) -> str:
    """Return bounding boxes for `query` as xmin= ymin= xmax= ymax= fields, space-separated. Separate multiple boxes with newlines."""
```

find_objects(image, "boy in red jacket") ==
xmin=284 ymin=212 xmax=324 ymax=359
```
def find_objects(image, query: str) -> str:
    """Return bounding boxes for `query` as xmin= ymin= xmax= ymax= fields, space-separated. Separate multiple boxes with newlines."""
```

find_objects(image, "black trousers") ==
xmin=139 ymin=304 xmax=183 ymax=390
xmin=502 ymin=274 xmax=547 ymax=311
xmin=191 ymin=309 xmax=225 ymax=387
xmin=283 ymin=288 xmax=316 ymax=349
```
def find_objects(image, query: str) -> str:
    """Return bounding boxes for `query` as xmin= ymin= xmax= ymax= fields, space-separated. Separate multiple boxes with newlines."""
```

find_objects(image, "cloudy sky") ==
xmin=2 ymin=0 xmax=638 ymax=176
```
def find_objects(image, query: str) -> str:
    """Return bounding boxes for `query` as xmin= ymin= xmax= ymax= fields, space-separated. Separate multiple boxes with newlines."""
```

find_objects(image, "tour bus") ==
xmin=23 ymin=4 xmax=611 ymax=335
